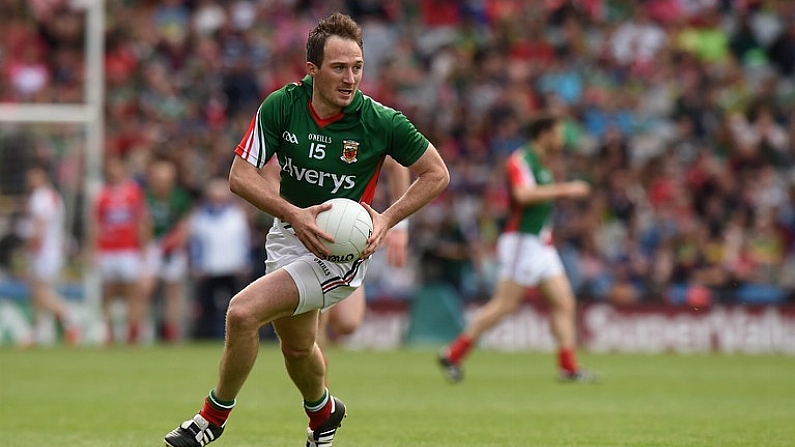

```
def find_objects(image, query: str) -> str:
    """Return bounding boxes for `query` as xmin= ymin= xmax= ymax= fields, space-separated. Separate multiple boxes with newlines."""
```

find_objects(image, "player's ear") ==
xmin=307 ymin=62 xmax=318 ymax=76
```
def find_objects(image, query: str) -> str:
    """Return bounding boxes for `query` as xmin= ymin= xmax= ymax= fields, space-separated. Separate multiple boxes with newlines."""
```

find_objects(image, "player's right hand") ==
xmin=287 ymin=203 xmax=334 ymax=259
xmin=566 ymin=180 xmax=591 ymax=199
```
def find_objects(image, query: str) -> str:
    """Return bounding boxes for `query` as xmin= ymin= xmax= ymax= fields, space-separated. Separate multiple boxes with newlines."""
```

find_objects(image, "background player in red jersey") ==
xmin=439 ymin=116 xmax=596 ymax=383
xmin=164 ymin=12 xmax=449 ymax=447
xmin=89 ymin=155 xmax=150 ymax=345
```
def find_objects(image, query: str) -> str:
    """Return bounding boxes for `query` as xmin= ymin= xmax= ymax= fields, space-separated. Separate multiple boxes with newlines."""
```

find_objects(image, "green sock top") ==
xmin=209 ymin=389 xmax=236 ymax=410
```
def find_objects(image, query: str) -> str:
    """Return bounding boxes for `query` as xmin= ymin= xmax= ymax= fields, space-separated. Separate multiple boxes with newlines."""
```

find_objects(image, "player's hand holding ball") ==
xmin=314 ymin=198 xmax=374 ymax=263
xmin=288 ymin=201 xmax=335 ymax=259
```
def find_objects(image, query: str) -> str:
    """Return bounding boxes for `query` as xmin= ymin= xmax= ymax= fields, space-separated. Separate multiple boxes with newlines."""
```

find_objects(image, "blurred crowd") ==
xmin=1 ymin=0 xmax=794 ymax=309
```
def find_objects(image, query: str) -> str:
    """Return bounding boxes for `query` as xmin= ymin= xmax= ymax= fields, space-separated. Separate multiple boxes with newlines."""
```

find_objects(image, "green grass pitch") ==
xmin=1 ymin=343 xmax=793 ymax=447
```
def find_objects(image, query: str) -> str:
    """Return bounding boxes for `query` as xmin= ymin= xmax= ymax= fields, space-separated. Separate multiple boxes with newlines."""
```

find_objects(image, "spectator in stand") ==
xmin=90 ymin=155 xmax=150 ymax=345
xmin=2 ymin=0 xmax=794 ymax=310
xmin=768 ymin=16 xmax=795 ymax=76
xmin=187 ymin=178 xmax=251 ymax=340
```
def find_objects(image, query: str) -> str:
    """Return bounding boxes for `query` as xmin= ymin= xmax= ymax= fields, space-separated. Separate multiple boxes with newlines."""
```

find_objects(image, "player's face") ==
xmin=549 ymin=123 xmax=564 ymax=152
xmin=25 ymin=169 xmax=45 ymax=191
xmin=104 ymin=157 xmax=125 ymax=184
xmin=308 ymin=36 xmax=363 ymax=116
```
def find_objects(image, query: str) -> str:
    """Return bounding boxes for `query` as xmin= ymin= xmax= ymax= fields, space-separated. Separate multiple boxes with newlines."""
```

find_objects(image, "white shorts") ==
xmin=265 ymin=218 xmax=370 ymax=315
xmin=145 ymin=242 xmax=188 ymax=282
xmin=99 ymin=250 xmax=144 ymax=283
xmin=497 ymin=232 xmax=565 ymax=287
xmin=29 ymin=251 xmax=63 ymax=282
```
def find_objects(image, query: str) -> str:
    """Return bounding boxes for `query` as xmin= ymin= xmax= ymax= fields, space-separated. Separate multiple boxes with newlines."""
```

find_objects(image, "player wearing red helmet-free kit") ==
xmin=164 ymin=12 xmax=448 ymax=447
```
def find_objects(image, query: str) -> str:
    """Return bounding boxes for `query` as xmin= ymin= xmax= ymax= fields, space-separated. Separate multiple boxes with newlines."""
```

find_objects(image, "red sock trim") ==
xmin=127 ymin=323 xmax=140 ymax=344
xmin=162 ymin=323 xmax=178 ymax=342
xmin=559 ymin=348 xmax=578 ymax=373
xmin=448 ymin=335 xmax=473 ymax=363
xmin=306 ymin=398 xmax=332 ymax=430
xmin=200 ymin=397 xmax=232 ymax=427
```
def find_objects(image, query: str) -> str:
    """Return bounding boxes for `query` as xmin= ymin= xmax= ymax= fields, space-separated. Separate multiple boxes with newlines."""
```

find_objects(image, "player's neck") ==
xmin=529 ymin=142 xmax=548 ymax=161
xmin=309 ymin=98 xmax=343 ymax=120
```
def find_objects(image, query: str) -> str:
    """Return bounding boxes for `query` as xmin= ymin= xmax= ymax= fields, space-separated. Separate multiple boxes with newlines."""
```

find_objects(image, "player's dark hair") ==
xmin=306 ymin=12 xmax=363 ymax=68
xmin=526 ymin=116 xmax=559 ymax=141
xmin=27 ymin=161 xmax=52 ymax=176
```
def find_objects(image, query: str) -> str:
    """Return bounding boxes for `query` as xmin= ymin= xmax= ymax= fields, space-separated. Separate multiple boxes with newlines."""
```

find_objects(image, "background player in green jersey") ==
xmin=439 ymin=115 xmax=596 ymax=383
xmin=142 ymin=157 xmax=193 ymax=343
xmin=164 ymin=12 xmax=449 ymax=447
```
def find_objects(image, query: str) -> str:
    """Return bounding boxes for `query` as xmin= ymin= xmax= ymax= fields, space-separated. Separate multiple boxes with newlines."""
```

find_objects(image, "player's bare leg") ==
xmin=215 ymin=269 xmax=302 ymax=400
xmin=539 ymin=274 xmax=596 ymax=382
xmin=161 ymin=280 xmax=184 ymax=342
xmin=272 ymin=310 xmax=325 ymax=403
xmin=123 ymin=281 xmax=146 ymax=344
xmin=539 ymin=274 xmax=577 ymax=351
xmin=439 ymin=280 xmax=525 ymax=382
xmin=324 ymin=287 xmax=366 ymax=340
xmin=101 ymin=282 xmax=120 ymax=345
xmin=318 ymin=287 xmax=365 ymax=385
xmin=166 ymin=268 xmax=346 ymax=447
xmin=29 ymin=278 xmax=79 ymax=345
xmin=464 ymin=280 xmax=525 ymax=340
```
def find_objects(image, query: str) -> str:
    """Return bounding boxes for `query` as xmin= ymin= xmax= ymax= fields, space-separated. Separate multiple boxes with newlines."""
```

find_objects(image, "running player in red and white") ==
xmin=164 ymin=12 xmax=449 ymax=447
xmin=22 ymin=164 xmax=81 ymax=346
xmin=89 ymin=154 xmax=150 ymax=345
xmin=438 ymin=115 xmax=597 ymax=383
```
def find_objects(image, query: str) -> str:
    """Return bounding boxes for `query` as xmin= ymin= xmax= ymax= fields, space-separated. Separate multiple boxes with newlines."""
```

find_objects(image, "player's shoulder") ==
xmin=359 ymin=93 xmax=402 ymax=119
xmin=265 ymin=79 xmax=311 ymax=104
xmin=357 ymin=94 xmax=420 ymax=138
xmin=506 ymin=148 xmax=526 ymax=165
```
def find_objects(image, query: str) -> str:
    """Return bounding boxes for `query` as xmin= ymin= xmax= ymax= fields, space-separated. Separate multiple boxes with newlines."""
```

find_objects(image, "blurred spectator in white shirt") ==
xmin=188 ymin=178 xmax=251 ymax=339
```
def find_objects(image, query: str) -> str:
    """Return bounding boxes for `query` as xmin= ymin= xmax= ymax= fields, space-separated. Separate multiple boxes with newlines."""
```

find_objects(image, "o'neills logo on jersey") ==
xmin=341 ymin=140 xmax=360 ymax=164
xmin=281 ymin=155 xmax=356 ymax=193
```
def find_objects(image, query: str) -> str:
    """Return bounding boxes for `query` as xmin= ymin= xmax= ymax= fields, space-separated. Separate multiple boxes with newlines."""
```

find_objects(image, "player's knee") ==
xmin=551 ymin=294 xmax=576 ymax=314
xmin=225 ymin=296 xmax=259 ymax=331
xmin=492 ymin=296 xmax=520 ymax=316
xmin=280 ymin=340 xmax=315 ymax=361
xmin=331 ymin=319 xmax=359 ymax=336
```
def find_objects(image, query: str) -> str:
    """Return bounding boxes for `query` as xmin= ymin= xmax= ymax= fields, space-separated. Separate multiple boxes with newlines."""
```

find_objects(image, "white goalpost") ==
xmin=0 ymin=0 xmax=105 ymax=311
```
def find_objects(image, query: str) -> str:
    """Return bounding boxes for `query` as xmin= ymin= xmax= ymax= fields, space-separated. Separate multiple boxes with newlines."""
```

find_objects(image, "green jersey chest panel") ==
xmin=235 ymin=77 xmax=428 ymax=208
xmin=504 ymin=147 xmax=554 ymax=236
xmin=275 ymin=112 xmax=388 ymax=207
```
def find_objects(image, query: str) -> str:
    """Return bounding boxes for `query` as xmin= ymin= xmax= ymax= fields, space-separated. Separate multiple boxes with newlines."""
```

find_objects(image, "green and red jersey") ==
xmin=146 ymin=187 xmax=192 ymax=239
xmin=503 ymin=145 xmax=554 ymax=242
xmin=235 ymin=75 xmax=429 ymax=208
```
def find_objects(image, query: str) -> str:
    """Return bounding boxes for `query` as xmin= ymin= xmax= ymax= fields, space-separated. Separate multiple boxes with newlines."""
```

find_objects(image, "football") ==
xmin=315 ymin=198 xmax=373 ymax=263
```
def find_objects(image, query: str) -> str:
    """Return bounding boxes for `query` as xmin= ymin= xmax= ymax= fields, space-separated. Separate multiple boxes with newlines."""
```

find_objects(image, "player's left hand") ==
xmin=359 ymin=202 xmax=389 ymax=259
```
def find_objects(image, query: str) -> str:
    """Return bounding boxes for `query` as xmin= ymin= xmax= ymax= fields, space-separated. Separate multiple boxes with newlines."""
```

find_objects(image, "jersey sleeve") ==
xmin=386 ymin=112 xmax=429 ymax=167
xmin=505 ymin=152 xmax=537 ymax=190
xmin=234 ymin=90 xmax=286 ymax=168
